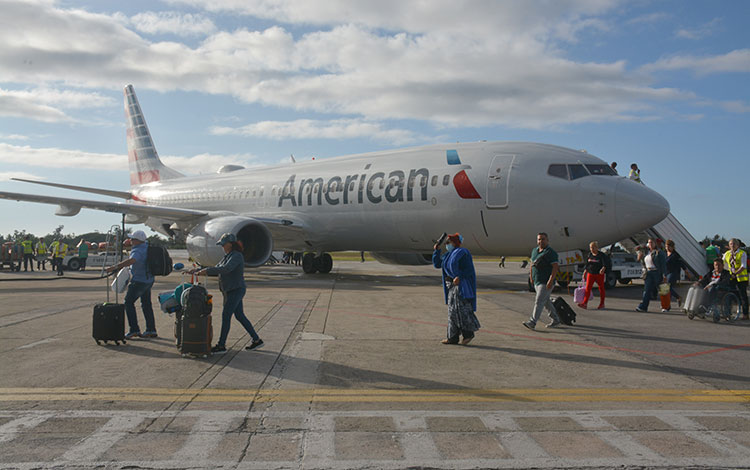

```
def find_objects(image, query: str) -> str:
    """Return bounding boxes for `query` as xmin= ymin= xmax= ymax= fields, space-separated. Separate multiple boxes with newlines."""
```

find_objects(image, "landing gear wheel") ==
xmin=317 ymin=253 xmax=333 ymax=274
xmin=302 ymin=253 xmax=318 ymax=274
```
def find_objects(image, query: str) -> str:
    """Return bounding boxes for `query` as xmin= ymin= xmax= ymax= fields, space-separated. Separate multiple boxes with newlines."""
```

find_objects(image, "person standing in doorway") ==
xmin=628 ymin=163 xmax=642 ymax=184
xmin=523 ymin=232 xmax=562 ymax=330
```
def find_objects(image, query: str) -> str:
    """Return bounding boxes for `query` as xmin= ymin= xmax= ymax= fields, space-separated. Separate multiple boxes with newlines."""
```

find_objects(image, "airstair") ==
xmin=619 ymin=212 xmax=706 ymax=277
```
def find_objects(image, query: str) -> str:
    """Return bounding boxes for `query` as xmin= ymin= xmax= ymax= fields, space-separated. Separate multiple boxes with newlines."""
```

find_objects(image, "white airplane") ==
xmin=0 ymin=85 xmax=669 ymax=273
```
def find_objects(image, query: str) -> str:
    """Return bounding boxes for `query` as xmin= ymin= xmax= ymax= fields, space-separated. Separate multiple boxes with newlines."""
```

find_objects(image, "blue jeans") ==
xmin=217 ymin=287 xmax=259 ymax=347
xmin=124 ymin=280 xmax=155 ymax=333
xmin=667 ymin=272 xmax=681 ymax=300
xmin=638 ymin=271 xmax=661 ymax=311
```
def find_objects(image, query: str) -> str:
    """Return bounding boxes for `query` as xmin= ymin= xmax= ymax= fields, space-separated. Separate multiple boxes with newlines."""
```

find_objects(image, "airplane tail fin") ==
xmin=124 ymin=84 xmax=184 ymax=186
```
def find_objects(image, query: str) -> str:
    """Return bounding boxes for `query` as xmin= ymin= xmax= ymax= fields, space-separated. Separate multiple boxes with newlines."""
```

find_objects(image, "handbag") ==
xmin=110 ymin=267 xmax=130 ymax=293
xmin=573 ymin=285 xmax=585 ymax=304
xmin=658 ymin=282 xmax=670 ymax=296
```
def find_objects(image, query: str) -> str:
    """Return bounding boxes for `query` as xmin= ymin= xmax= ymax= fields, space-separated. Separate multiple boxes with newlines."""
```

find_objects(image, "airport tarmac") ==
xmin=1 ymin=256 xmax=749 ymax=469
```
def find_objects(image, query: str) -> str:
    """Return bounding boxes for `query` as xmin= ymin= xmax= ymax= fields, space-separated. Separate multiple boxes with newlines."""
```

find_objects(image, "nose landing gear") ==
xmin=302 ymin=252 xmax=333 ymax=274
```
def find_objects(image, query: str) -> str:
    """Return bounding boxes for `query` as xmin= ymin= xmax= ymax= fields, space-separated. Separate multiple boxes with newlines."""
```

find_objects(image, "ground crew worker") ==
xmin=48 ymin=240 xmax=59 ymax=272
xmin=35 ymin=239 xmax=48 ymax=270
xmin=628 ymin=163 xmax=642 ymax=184
xmin=723 ymin=238 xmax=749 ymax=320
xmin=77 ymin=239 xmax=89 ymax=270
xmin=53 ymin=239 xmax=68 ymax=276
xmin=21 ymin=235 xmax=34 ymax=272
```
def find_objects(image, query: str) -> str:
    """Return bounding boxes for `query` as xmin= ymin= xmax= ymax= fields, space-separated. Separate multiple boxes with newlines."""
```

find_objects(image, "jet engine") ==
xmin=186 ymin=216 xmax=273 ymax=267
xmin=370 ymin=252 xmax=433 ymax=266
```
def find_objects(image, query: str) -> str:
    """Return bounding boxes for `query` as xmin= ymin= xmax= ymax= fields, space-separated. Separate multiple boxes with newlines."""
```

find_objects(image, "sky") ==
xmin=0 ymin=0 xmax=748 ymax=242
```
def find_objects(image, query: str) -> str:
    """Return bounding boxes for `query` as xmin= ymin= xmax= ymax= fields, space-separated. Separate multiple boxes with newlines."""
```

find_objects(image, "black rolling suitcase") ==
xmin=552 ymin=296 xmax=577 ymax=326
xmin=93 ymin=270 xmax=126 ymax=345
xmin=177 ymin=277 xmax=213 ymax=357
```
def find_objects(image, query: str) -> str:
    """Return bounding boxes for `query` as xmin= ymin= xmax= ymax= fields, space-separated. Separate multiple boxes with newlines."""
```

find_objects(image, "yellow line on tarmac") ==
xmin=0 ymin=388 xmax=748 ymax=403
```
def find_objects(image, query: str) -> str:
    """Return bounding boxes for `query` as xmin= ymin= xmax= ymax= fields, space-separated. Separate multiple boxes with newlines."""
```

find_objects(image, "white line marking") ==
xmin=16 ymin=338 xmax=60 ymax=350
xmin=60 ymin=414 xmax=145 ymax=461
xmin=0 ymin=413 xmax=52 ymax=444
xmin=176 ymin=412 xmax=240 ymax=461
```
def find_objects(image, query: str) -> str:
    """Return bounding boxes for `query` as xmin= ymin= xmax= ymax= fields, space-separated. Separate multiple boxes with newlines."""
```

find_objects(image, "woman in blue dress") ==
xmin=432 ymin=233 xmax=480 ymax=345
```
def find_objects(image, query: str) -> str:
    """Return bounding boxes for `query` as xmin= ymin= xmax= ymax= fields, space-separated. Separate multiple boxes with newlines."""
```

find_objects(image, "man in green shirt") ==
xmin=523 ymin=232 xmax=561 ymax=330
xmin=77 ymin=240 xmax=89 ymax=270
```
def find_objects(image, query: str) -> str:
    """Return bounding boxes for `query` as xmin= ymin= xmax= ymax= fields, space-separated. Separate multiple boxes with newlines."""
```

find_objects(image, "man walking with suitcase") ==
xmin=105 ymin=230 xmax=157 ymax=339
xmin=523 ymin=232 xmax=562 ymax=330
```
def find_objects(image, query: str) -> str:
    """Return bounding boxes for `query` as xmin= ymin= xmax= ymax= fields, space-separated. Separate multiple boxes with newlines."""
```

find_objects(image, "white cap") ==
xmin=131 ymin=230 xmax=147 ymax=242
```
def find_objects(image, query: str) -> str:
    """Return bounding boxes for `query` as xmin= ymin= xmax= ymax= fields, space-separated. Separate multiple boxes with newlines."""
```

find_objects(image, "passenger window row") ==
xmin=547 ymin=163 xmax=617 ymax=180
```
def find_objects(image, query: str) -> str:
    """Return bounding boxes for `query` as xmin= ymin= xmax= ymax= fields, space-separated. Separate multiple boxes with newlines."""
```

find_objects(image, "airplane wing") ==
xmin=0 ymin=190 xmax=207 ymax=221
xmin=10 ymin=178 xmax=134 ymax=200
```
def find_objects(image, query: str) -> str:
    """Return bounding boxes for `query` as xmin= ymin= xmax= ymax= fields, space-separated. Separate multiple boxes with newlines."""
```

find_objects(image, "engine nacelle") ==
xmin=370 ymin=252 xmax=433 ymax=266
xmin=186 ymin=216 xmax=273 ymax=267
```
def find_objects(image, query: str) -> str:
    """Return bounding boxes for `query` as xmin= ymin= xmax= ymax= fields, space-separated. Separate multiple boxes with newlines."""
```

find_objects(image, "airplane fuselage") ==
xmin=133 ymin=141 xmax=669 ymax=257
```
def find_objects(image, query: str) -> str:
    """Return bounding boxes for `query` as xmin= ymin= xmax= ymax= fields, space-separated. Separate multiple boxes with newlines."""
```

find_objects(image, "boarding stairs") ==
xmin=619 ymin=212 xmax=706 ymax=277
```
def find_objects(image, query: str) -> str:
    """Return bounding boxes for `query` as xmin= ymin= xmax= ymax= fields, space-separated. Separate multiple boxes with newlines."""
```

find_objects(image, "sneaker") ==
xmin=211 ymin=344 xmax=227 ymax=354
xmin=577 ymin=303 xmax=587 ymax=309
xmin=635 ymin=307 xmax=646 ymax=313
xmin=460 ymin=336 xmax=474 ymax=345
xmin=245 ymin=339 xmax=264 ymax=350
xmin=141 ymin=330 xmax=158 ymax=338
xmin=546 ymin=319 xmax=561 ymax=328
xmin=661 ymin=308 xmax=669 ymax=313
xmin=124 ymin=331 xmax=141 ymax=340
xmin=522 ymin=321 xmax=536 ymax=330
xmin=441 ymin=338 xmax=459 ymax=345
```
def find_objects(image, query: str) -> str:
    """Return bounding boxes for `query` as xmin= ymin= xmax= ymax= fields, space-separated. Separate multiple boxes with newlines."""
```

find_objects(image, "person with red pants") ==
xmin=578 ymin=241 xmax=608 ymax=310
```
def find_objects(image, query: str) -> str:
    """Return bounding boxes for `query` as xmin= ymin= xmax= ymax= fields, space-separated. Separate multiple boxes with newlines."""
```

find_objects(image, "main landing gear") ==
xmin=302 ymin=253 xmax=333 ymax=274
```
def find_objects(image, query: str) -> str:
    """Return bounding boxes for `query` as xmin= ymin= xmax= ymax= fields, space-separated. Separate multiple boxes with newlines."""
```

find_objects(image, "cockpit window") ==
xmin=568 ymin=164 xmax=589 ymax=180
xmin=585 ymin=164 xmax=617 ymax=176
xmin=547 ymin=164 xmax=568 ymax=179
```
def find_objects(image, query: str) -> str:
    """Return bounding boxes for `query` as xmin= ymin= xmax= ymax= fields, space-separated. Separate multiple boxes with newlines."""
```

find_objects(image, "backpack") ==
xmin=147 ymin=244 xmax=172 ymax=277
xmin=181 ymin=285 xmax=213 ymax=318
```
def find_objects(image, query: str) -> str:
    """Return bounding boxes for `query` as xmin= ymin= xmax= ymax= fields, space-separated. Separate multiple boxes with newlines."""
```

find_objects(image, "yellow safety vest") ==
xmin=723 ymin=250 xmax=748 ymax=282
xmin=52 ymin=242 xmax=67 ymax=258
xmin=21 ymin=240 xmax=33 ymax=254
xmin=36 ymin=241 xmax=47 ymax=254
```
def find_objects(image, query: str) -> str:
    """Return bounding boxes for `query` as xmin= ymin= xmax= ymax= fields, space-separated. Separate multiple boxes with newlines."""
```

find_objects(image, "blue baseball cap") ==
xmin=216 ymin=233 xmax=237 ymax=245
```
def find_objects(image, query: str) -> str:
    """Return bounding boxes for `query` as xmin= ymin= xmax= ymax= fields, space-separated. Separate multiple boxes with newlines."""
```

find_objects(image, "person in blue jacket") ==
xmin=432 ymin=233 xmax=480 ymax=345
xmin=191 ymin=233 xmax=263 ymax=354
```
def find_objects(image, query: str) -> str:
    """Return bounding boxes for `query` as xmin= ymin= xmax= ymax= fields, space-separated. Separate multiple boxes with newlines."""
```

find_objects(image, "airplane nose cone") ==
xmin=615 ymin=179 xmax=670 ymax=238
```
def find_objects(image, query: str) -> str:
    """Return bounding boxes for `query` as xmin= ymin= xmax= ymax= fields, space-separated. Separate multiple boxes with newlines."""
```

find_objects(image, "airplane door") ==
xmin=486 ymin=155 xmax=515 ymax=209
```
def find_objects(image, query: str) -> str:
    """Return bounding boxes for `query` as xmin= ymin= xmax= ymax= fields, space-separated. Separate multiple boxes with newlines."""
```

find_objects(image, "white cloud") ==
xmin=675 ymin=18 xmax=721 ymax=40
xmin=129 ymin=11 xmax=216 ymax=37
xmin=212 ymin=118 xmax=424 ymax=145
xmin=0 ymin=134 xmax=30 ymax=141
xmin=643 ymin=49 xmax=750 ymax=76
xmin=0 ymin=143 xmax=258 ymax=176
xmin=0 ymin=0 xmax=721 ymax=128
xmin=0 ymin=88 xmax=114 ymax=123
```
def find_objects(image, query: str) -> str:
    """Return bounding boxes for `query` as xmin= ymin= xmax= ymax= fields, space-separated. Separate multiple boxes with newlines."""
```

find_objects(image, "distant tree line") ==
xmin=0 ymin=225 xmax=186 ymax=249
